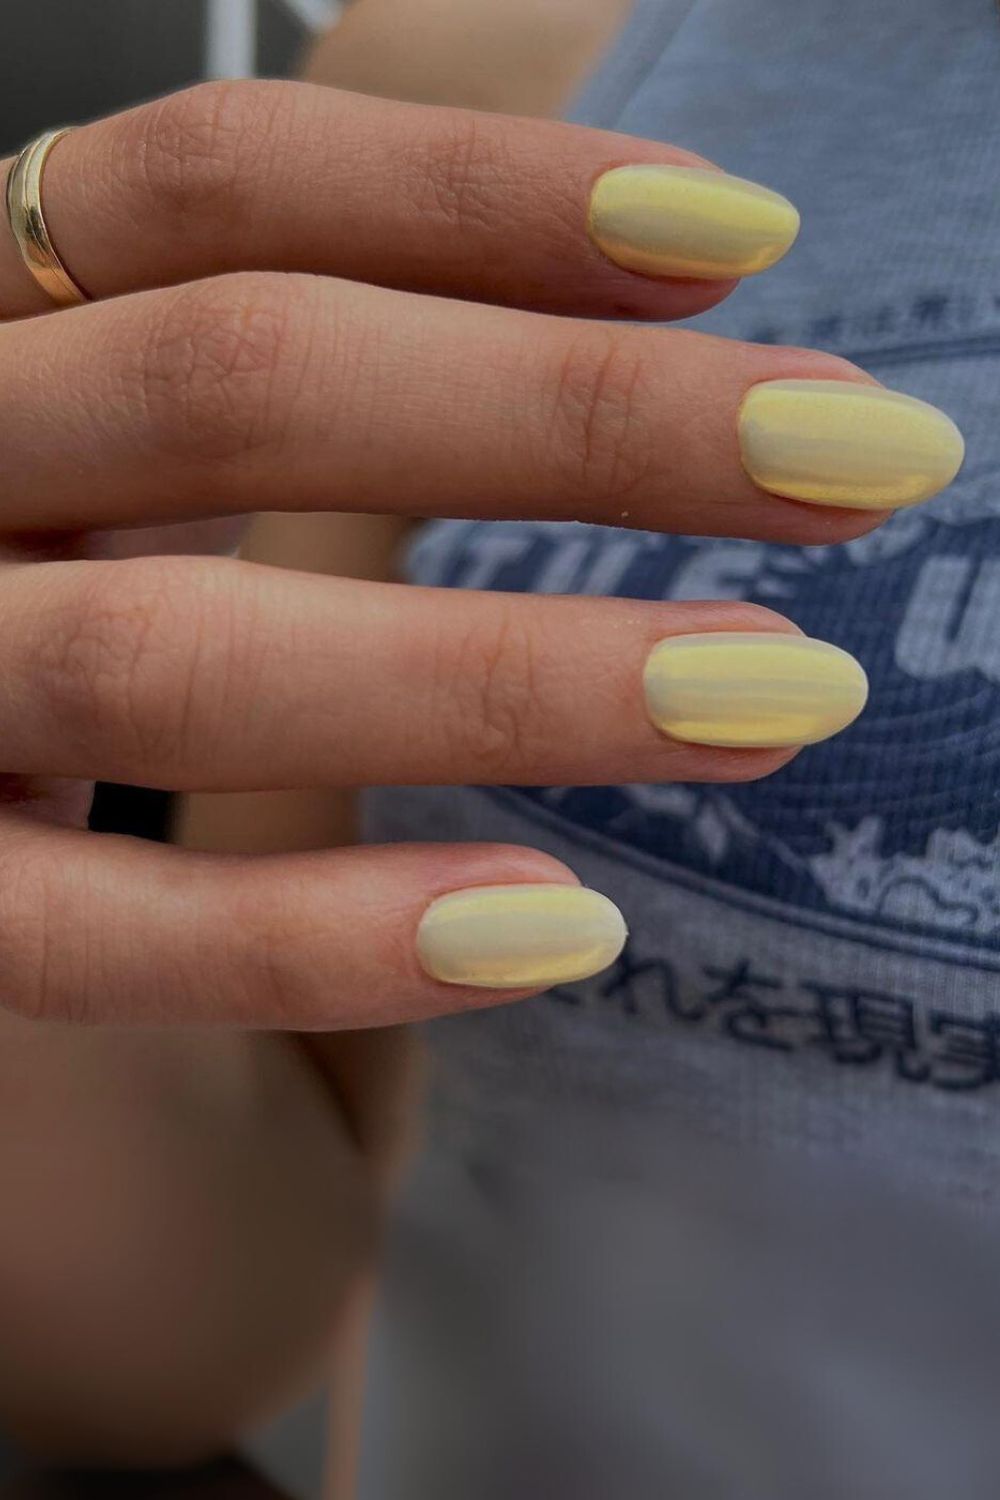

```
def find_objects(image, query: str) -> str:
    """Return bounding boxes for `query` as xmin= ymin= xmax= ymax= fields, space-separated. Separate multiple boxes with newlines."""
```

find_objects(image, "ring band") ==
xmin=5 ymin=128 xmax=89 ymax=308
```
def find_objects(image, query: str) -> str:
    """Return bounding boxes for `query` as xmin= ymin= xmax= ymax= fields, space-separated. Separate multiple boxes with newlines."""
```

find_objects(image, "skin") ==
xmin=0 ymin=78 xmax=888 ymax=1027
xmin=0 ymin=1 xmax=895 ymax=1486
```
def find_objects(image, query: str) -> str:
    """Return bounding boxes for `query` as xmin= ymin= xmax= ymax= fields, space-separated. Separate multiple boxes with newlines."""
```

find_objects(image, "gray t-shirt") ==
xmin=361 ymin=2 xmax=1000 ymax=1496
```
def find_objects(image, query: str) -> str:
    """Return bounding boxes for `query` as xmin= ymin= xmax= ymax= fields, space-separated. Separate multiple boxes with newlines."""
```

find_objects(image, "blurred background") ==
xmin=0 ymin=1 xmax=333 ymax=151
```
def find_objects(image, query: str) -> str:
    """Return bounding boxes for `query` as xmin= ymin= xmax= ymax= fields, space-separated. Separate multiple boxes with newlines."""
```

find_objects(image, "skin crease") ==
xmin=300 ymin=14 xmax=638 ymax=1487
xmin=0 ymin=281 xmax=889 ymax=546
xmin=0 ymin=3 xmax=654 ymax=1480
xmin=0 ymin=1 xmax=950 ymax=1491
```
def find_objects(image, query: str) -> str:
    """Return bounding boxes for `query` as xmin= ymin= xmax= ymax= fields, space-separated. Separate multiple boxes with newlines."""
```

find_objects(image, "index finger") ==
xmin=0 ymin=80 xmax=798 ymax=321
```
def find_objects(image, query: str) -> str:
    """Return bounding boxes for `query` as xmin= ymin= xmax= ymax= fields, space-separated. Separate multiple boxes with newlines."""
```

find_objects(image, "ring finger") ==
xmin=0 ymin=554 xmax=869 ymax=790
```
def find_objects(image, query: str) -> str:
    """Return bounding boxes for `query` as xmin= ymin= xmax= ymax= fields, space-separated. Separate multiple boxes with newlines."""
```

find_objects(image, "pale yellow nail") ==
xmin=739 ymin=380 xmax=965 ymax=510
xmin=417 ymin=883 xmax=627 ymax=989
xmin=588 ymin=164 xmax=800 ymax=280
xmin=644 ymin=632 xmax=868 ymax=749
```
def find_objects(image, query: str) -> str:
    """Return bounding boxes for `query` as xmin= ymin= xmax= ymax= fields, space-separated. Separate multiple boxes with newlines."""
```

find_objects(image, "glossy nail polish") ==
xmin=588 ymin=164 xmax=800 ymax=280
xmin=417 ymin=883 xmax=627 ymax=989
xmin=739 ymin=380 xmax=965 ymax=509
xmin=644 ymin=632 xmax=869 ymax=748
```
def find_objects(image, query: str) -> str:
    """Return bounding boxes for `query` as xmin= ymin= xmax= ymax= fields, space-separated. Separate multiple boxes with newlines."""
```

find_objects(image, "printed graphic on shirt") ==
xmin=549 ymin=946 xmax=1000 ymax=1093
xmin=407 ymin=300 xmax=1000 ymax=969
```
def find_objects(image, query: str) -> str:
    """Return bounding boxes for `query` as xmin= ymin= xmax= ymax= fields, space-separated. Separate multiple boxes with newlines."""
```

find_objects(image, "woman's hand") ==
xmin=0 ymin=79 xmax=963 ymax=1029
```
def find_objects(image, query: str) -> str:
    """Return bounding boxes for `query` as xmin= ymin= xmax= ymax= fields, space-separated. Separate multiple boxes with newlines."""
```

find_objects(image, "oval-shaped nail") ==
xmin=739 ymin=380 xmax=965 ymax=510
xmin=588 ymin=164 xmax=800 ymax=280
xmin=417 ymin=883 xmax=627 ymax=989
xmin=644 ymin=632 xmax=869 ymax=749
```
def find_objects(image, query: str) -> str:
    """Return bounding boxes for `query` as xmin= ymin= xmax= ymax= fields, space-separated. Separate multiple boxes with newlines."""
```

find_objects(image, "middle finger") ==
xmin=0 ymin=272 xmax=962 ymax=541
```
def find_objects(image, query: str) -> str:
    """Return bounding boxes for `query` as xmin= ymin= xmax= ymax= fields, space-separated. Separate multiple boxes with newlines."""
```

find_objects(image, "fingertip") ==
xmin=415 ymin=881 xmax=627 ymax=992
xmin=738 ymin=379 xmax=966 ymax=513
xmin=587 ymin=163 xmax=800 ymax=283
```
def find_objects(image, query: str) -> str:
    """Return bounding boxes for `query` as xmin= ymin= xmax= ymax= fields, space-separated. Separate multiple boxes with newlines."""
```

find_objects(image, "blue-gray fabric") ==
xmin=360 ymin=3 xmax=1000 ymax=1495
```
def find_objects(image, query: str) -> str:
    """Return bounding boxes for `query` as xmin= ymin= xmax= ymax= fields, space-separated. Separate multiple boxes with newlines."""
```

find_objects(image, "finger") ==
xmin=0 ymin=823 xmax=624 ymax=1027
xmin=0 ymin=555 xmax=869 ymax=791
xmin=0 ymin=79 xmax=785 ymax=323
xmin=0 ymin=271 xmax=949 ymax=543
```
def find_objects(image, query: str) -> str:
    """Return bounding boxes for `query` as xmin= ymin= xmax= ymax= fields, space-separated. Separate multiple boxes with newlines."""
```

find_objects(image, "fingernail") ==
xmin=739 ymin=380 xmax=965 ymax=510
xmin=644 ymin=632 xmax=868 ymax=748
xmin=588 ymin=165 xmax=800 ymax=280
xmin=417 ymin=883 xmax=627 ymax=989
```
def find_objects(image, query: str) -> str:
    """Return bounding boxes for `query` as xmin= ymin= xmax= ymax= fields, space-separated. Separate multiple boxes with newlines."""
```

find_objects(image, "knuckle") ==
xmin=34 ymin=557 xmax=221 ymax=776
xmin=132 ymin=79 xmax=283 ymax=230
xmin=408 ymin=113 xmax=509 ymax=236
xmin=441 ymin=607 xmax=549 ymax=780
xmin=138 ymin=273 xmax=311 ymax=466
xmin=546 ymin=328 xmax=654 ymax=513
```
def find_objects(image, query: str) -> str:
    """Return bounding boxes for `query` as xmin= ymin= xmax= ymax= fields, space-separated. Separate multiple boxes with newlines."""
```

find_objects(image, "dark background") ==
xmin=0 ymin=1 xmax=308 ymax=152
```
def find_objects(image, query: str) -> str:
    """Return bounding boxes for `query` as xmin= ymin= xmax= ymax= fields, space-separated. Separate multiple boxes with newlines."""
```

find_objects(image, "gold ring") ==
xmin=5 ymin=129 xmax=89 ymax=309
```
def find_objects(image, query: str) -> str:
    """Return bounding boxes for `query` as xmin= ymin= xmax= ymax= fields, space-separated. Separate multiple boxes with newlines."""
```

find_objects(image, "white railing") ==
xmin=206 ymin=0 xmax=340 ymax=79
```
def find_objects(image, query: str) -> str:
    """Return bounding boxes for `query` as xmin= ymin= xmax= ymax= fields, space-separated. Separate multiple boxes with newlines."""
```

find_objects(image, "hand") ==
xmin=0 ymin=80 xmax=962 ymax=1028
